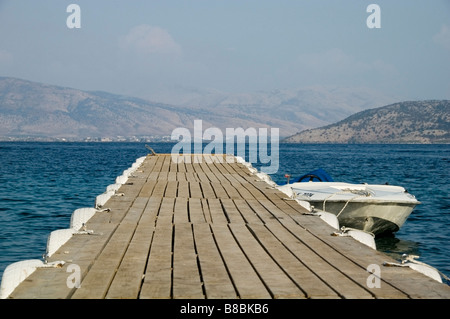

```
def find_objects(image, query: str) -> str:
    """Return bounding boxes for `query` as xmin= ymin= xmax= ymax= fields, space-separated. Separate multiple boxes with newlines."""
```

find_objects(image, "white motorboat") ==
xmin=278 ymin=169 xmax=420 ymax=236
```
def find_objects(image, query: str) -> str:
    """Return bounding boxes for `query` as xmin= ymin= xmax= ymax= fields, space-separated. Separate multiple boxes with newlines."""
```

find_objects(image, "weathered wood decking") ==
xmin=7 ymin=154 xmax=450 ymax=299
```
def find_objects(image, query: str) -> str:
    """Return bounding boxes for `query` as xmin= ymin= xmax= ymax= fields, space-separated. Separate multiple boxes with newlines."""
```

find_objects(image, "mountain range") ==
xmin=283 ymin=100 xmax=450 ymax=144
xmin=0 ymin=76 xmax=397 ymax=141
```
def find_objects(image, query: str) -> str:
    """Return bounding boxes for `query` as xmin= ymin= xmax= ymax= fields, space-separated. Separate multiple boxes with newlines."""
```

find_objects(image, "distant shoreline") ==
xmin=0 ymin=139 xmax=448 ymax=145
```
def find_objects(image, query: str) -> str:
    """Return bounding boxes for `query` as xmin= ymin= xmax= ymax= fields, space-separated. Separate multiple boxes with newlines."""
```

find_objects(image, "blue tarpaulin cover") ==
xmin=296 ymin=168 xmax=334 ymax=182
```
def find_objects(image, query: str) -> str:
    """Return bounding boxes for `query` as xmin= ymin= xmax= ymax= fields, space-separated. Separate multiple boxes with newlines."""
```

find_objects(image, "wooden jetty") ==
xmin=5 ymin=154 xmax=450 ymax=299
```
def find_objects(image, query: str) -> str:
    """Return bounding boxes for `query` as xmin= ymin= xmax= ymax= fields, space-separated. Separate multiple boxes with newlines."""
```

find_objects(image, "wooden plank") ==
xmin=220 ymin=198 xmax=247 ymax=224
xmin=228 ymin=223 xmax=304 ymax=298
xmin=177 ymin=180 xmax=190 ymax=198
xmin=247 ymin=222 xmax=340 ymax=298
xmin=106 ymin=197 xmax=161 ymax=299
xmin=210 ymin=162 xmax=229 ymax=178
xmin=193 ymin=223 xmax=237 ymax=299
xmin=172 ymin=223 xmax=204 ymax=299
xmin=164 ymin=180 xmax=178 ymax=198
xmin=210 ymin=182 xmax=229 ymax=199
xmin=264 ymin=218 xmax=377 ymax=299
xmin=169 ymin=156 xmax=178 ymax=172
xmin=139 ymin=155 xmax=156 ymax=172
xmin=71 ymin=197 xmax=149 ymax=299
xmin=152 ymin=154 xmax=166 ymax=173
xmin=176 ymin=172 xmax=187 ymax=181
xmin=196 ymin=171 xmax=211 ymax=183
xmin=71 ymin=222 xmax=137 ymax=298
xmin=121 ymin=197 xmax=149 ymax=224
xmin=8 ymin=222 xmax=116 ymax=299
xmin=174 ymin=197 xmax=189 ymax=223
xmin=232 ymin=166 xmax=272 ymax=196
xmin=158 ymin=197 xmax=174 ymax=224
xmin=171 ymin=154 xmax=191 ymax=166
xmin=231 ymin=182 xmax=256 ymax=200
xmin=169 ymin=162 xmax=178 ymax=174
xmin=257 ymin=198 xmax=304 ymax=224
xmin=200 ymin=182 xmax=216 ymax=199
xmin=239 ymin=180 xmax=269 ymax=200
xmin=139 ymin=180 xmax=157 ymax=197
xmin=210 ymin=224 xmax=271 ymax=298
xmin=202 ymin=154 xmax=214 ymax=164
xmin=201 ymin=198 xmax=213 ymax=224
xmin=218 ymin=161 xmax=242 ymax=177
xmin=105 ymin=221 xmax=154 ymax=298
xmin=184 ymin=160 xmax=196 ymax=174
xmin=191 ymin=161 xmax=204 ymax=177
xmin=185 ymin=171 xmax=199 ymax=182
xmin=205 ymin=171 xmax=221 ymax=184
xmin=147 ymin=171 xmax=160 ymax=181
xmin=208 ymin=164 xmax=231 ymax=184
xmin=191 ymin=154 xmax=202 ymax=166
xmin=258 ymin=198 xmax=406 ymax=298
xmin=221 ymin=182 xmax=243 ymax=199
xmin=303 ymin=222 xmax=449 ymax=298
xmin=199 ymin=160 xmax=213 ymax=174
xmin=207 ymin=198 xmax=229 ymax=224
xmin=275 ymin=197 xmax=338 ymax=231
xmin=167 ymin=171 xmax=177 ymax=182
xmin=177 ymin=159 xmax=186 ymax=172
xmin=152 ymin=180 xmax=168 ymax=197
xmin=222 ymin=173 xmax=241 ymax=185
xmin=141 ymin=196 xmax=163 ymax=226
xmin=27 ymin=198 xmax=136 ymax=298
xmin=233 ymin=199 xmax=264 ymax=225
xmin=140 ymin=224 xmax=173 ymax=299
xmin=160 ymin=154 xmax=171 ymax=173
xmin=189 ymin=197 xmax=207 ymax=223
xmin=158 ymin=170 xmax=168 ymax=181
xmin=189 ymin=181 xmax=203 ymax=198
xmin=245 ymin=199 xmax=278 ymax=223
xmin=111 ymin=180 xmax=146 ymax=204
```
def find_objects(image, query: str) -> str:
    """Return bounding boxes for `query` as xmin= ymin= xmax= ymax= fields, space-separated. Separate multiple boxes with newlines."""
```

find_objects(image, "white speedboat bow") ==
xmin=278 ymin=170 xmax=420 ymax=236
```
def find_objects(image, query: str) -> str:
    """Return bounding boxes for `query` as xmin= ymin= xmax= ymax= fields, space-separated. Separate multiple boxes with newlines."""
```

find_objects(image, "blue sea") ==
xmin=0 ymin=142 xmax=448 ymax=284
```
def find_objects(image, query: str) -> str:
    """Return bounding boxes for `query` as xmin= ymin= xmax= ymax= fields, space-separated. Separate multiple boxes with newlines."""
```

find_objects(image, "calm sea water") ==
xmin=0 ymin=142 xmax=448 ymax=284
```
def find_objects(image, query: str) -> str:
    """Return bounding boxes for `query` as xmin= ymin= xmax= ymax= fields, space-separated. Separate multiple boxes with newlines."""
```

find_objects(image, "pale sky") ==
xmin=1 ymin=0 xmax=449 ymax=103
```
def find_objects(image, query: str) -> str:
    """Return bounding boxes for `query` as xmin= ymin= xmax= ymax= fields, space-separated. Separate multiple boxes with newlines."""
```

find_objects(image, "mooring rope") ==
xmin=322 ymin=189 xmax=373 ymax=218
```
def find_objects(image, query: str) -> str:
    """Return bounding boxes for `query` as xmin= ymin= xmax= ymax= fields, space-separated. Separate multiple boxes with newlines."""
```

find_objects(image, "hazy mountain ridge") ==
xmin=163 ymin=86 xmax=398 ymax=132
xmin=0 ymin=77 xmax=208 ymax=140
xmin=284 ymin=100 xmax=450 ymax=144
xmin=0 ymin=77 xmax=399 ymax=140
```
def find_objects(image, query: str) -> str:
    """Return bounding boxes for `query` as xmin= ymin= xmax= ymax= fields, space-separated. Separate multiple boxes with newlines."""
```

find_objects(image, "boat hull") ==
xmin=308 ymin=200 xmax=417 ymax=235
xmin=287 ymin=182 xmax=420 ymax=236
